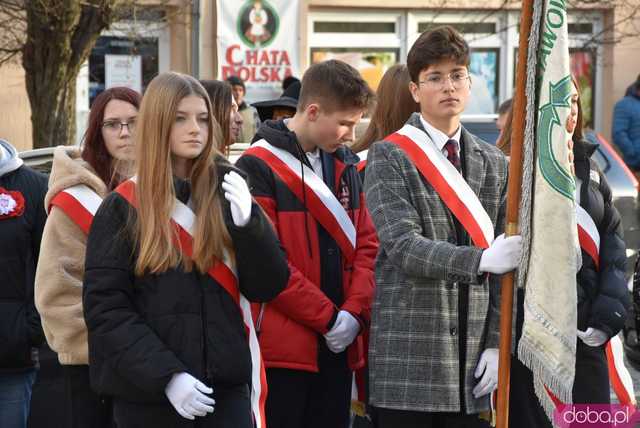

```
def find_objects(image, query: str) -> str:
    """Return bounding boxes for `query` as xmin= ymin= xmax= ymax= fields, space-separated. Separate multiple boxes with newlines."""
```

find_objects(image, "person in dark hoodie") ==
xmin=236 ymin=59 xmax=378 ymax=428
xmin=505 ymin=76 xmax=630 ymax=428
xmin=0 ymin=138 xmax=47 ymax=427
xmin=82 ymin=72 xmax=290 ymax=428
xmin=613 ymin=74 xmax=640 ymax=171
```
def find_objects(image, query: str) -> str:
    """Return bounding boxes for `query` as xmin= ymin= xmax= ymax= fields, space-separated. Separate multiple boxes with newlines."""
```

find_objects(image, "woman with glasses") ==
xmin=35 ymin=87 xmax=141 ymax=428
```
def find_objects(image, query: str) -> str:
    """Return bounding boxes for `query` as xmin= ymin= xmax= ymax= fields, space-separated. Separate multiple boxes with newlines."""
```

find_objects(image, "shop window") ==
xmin=314 ymin=21 xmax=396 ymax=33
xmin=418 ymin=22 xmax=496 ymax=34
xmin=568 ymin=23 xmax=594 ymax=35
xmin=467 ymin=48 xmax=500 ymax=114
xmin=88 ymin=36 xmax=159 ymax=105
xmin=310 ymin=47 xmax=400 ymax=91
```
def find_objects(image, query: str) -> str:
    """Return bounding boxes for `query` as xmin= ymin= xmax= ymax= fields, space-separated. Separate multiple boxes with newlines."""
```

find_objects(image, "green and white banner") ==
xmin=518 ymin=0 xmax=580 ymax=420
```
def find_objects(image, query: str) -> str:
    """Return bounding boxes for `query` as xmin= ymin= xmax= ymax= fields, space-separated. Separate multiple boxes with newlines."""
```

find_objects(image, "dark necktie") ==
xmin=444 ymin=139 xmax=461 ymax=173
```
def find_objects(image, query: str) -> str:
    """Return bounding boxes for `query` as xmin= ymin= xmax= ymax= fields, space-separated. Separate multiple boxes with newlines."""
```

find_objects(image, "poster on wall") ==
xmin=218 ymin=0 xmax=300 ymax=103
xmin=105 ymin=54 xmax=142 ymax=93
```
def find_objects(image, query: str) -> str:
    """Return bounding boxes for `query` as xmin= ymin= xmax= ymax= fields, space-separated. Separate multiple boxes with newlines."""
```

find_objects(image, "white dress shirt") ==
xmin=419 ymin=114 xmax=462 ymax=157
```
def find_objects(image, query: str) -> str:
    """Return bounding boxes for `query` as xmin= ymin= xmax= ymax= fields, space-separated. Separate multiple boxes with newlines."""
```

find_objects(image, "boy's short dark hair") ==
xmin=226 ymin=75 xmax=245 ymax=90
xmin=298 ymin=60 xmax=374 ymax=113
xmin=407 ymin=25 xmax=470 ymax=83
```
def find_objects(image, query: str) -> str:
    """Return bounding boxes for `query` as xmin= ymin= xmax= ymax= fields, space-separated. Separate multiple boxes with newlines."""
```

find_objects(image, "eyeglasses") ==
xmin=419 ymin=71 xmax=471 ymax=90
xmin=102 ymin=119 xmax=136 ymax=133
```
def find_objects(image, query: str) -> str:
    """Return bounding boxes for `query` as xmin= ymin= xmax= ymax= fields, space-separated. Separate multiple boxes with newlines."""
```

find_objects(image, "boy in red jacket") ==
xmin=236 ymin=60 xmax=377 ymax=428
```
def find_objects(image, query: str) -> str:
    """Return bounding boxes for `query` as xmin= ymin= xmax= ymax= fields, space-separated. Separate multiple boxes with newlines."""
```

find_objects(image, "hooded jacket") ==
xmin=235 ymin=120 xmax=377 ymax=373
xmin=612 ymin=81 xmax=640 ymax=169
xmin=34 ymin=146 xmax=108 ymax=365
xmin=82 ymin=158 xmax=289 ymax=405
xmin=0 ymin=139 xmax=47 ymax=371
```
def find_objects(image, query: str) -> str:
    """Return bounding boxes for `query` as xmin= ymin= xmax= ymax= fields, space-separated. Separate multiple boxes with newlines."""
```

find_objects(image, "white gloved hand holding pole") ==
xmin=324 ymin=310 xmax=360 ymax=353
xmin=222 ymin=171 xmax=252 ymax=227
xmin=577 ymin=327 xmax=608 ymax=347
xmin=478 ymin=233 xmax=523 ymax=275
xmin=165 ymin=372 xmax=215 ymax=420
xmin=473 ymin=348 xmax=499 ymax=398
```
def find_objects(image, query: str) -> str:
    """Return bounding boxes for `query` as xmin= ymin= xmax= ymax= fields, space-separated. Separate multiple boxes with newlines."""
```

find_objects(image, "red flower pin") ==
xmin=0 ymin=187 xmax=25 ymax=219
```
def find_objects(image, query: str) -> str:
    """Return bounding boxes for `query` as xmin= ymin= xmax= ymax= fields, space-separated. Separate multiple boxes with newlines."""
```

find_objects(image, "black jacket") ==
xmin=82 ymin=160 xmax=289 ymax=403
xmin=574 ymin=139 xmax=630 ymax=337
xmin=0 ymin=164 xmax=47 ymax=371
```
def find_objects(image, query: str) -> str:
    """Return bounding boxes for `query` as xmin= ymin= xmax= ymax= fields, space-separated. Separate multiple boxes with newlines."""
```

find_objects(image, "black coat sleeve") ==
xmin=223 ymin=188 xmax=290 ymax=303
xmin=27 ymin=169 xmax=47 ymax=348
xmin=82 ymin=193 xmax=187 ymax=396
xmin=588 ymin=171 xmax=631 ymax=338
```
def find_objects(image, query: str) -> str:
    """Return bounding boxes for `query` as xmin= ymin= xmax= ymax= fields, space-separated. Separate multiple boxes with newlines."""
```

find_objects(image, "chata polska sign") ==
xmin=218 ymin=0 xmax=299 ymax=101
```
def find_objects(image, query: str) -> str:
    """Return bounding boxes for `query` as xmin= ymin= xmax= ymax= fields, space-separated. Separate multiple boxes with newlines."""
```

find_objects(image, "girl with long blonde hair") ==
xmin=82 ymin=72 xmax=289 ymax=428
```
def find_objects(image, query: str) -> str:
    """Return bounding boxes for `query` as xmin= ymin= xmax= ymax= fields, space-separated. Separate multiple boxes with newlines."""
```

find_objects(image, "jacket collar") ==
xmin=574 ymin=138 xmax=598 ymax=183
xmin=252 ymin=119 xmax=360 ymax=168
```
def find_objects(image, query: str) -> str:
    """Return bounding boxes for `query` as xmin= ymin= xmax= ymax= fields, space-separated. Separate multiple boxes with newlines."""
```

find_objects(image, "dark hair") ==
xmin=352 ymin=64 xmax=419 ymax=153
xmin=571 ymin=75 xmax=584 ymax=143
xmin=407 ymin=25 xmax=470 ymax=83
xmin=200 ymin=79 xmax=233 ymax=150
xmin=81 ymin=87 xmax=141 ymax=190
xmin=298 ymin=60 xmax=374 ymax=113
xmin=226 ymin=75 xmax=245 ymax=90
xmin=282 ymin=75 xmax=300 ymax=91
xmin=498 ymin=98 xmax=513 ymax=116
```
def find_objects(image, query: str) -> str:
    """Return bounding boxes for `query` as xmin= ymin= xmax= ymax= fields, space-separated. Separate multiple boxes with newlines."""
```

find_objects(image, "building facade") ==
xmin=0 ymin=0 xmax=637 ymax=151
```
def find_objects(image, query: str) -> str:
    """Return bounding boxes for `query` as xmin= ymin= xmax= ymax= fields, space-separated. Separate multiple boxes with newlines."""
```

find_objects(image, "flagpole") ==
xmin=496 ymin=1 xmax=536 ymax=427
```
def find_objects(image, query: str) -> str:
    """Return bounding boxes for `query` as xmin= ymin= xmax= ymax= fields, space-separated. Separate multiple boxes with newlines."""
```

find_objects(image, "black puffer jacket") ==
xmin=574 ymin=139 xmax=630 ymax=337
xmin=0 ymin=145 xmax=47 ymax=371
xmin=83 ymin=160 xmax=289 ymax=403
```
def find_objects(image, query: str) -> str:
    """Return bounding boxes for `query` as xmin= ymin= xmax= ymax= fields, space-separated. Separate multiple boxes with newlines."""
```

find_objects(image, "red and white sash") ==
xmin=244 ymin=139 xmax=356 ymax=259
xmin=577 ymin=204 xmax=600 ymax=270
xmin=50 ymin=181 xmax=267 ymax=427
xmin=115 ymin=179 xmax=267 ymax=428
xmin=48 ymin=184 xmax=103 ymax=234
xmin=386 ymin=124 xmax=494 ymax=248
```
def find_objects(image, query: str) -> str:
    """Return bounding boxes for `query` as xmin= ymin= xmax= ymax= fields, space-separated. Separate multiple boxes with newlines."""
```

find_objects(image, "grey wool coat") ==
xmin=363 ymin=113 xmax=508 ymax=414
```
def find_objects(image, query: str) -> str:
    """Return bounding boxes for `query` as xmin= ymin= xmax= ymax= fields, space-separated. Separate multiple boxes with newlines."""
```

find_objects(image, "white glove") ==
xmin=222 ymin=171 xmax=252 ymax=227
xmin=473 ymin=348 xmax=499 ymax=398
xmin=577 ymin=327 xmax=608 ymax=347
xmin=324 ymin=310 xmax=360 ymax=353
xmin=165 ymin=372 xmax=215 ymax=420
xmin=478 ymin=233 xmax=523 ymax=275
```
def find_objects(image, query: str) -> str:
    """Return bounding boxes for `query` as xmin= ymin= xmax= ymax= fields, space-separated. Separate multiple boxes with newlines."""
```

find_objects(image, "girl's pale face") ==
xmin=229 ymin=95 xmax=243 ymax=145
xmin=101 ymin=100 xmax=138 ymax=161
xmin=169 ymin=95 xmax=209 ymax=161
